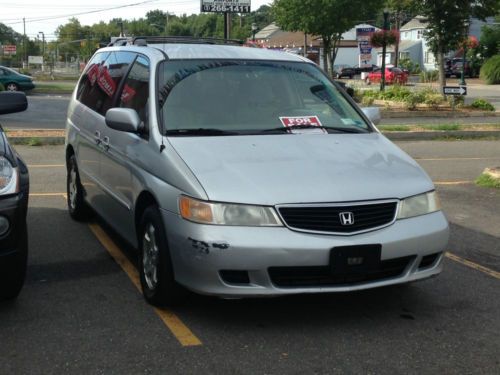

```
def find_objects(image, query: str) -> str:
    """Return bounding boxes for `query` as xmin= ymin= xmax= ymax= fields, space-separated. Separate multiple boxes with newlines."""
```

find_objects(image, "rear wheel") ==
xmin=6 ymin=83 xmax=19 ymax=91
xmin=67 ymin=155 xmax=91 ymax=221
xmin=139 ymin=206 xmax=185 ymax=307
xmin=0 ymin=224 xmax=28 ymax=300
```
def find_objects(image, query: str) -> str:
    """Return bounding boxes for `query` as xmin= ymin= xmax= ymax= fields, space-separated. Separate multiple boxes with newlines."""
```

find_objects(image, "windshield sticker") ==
xmin=279 ymin=116 xmax=327 ymax=134
xmin=97 ymin=67 xmax=116 ymax=97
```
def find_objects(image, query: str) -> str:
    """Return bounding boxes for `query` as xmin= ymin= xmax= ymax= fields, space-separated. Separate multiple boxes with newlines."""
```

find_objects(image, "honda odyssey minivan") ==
xmin=65 ymin=37 xmax=449 ymax=306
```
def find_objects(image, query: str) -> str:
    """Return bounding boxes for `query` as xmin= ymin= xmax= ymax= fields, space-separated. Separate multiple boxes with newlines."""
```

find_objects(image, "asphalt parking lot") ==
xmin=1 ymin=141 xmax=499 ymax=374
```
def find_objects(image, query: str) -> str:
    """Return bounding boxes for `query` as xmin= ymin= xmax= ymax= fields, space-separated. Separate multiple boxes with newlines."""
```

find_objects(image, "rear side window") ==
xmin=77 ymin=51 xmax=136 ymax=115
xmin=118 ymin=56 xmax=150 ymax=126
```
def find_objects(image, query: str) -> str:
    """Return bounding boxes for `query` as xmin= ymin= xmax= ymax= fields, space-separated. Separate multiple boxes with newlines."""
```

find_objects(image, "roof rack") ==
xmin=107 ymin=36 xmax=244 ymax=47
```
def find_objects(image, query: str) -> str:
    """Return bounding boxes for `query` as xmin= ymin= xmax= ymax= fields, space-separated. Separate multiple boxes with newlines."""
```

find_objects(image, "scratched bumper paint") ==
xmin=161 ymin=209 xmax=449 ymax=297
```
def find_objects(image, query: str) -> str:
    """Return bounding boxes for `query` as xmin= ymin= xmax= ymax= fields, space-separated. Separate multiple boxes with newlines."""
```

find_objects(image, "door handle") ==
xmin=102 ymin=136 xmax=110 ymax=151
xmin=94 ymin=130 xmax=101 ymax=145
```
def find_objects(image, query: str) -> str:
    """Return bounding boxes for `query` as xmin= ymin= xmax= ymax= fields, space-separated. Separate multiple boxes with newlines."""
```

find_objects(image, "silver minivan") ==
xmin=65 ymin=37 xmax=449 ymax=306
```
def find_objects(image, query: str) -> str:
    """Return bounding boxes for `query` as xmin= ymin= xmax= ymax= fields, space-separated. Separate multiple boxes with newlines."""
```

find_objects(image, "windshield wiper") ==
xmin=166 ymin=128 xmax=241 ymax=136
xmin=260 ymin=125 xmax=367 ymax=134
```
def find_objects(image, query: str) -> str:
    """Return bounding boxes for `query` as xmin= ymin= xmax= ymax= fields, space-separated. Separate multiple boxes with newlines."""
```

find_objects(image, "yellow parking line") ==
xmin=27 ymin=164 xmax=65 ymax=168
xmin=446 ymin=252 xmax=500 ymax=280
xmin=434 ymin=181 xmax=473 ymax=185
xmin=29 ymin=192 xmax=66 ymax=197
xmin=88 ymin=223 xmax=202 ymax=347
xmin=416 ymin=157 xmax=500 ymax=161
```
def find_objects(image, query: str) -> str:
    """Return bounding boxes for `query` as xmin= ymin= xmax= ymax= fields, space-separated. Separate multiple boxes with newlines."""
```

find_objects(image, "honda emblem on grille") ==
xmin=339 ymin=212 xmax=355 ymax=226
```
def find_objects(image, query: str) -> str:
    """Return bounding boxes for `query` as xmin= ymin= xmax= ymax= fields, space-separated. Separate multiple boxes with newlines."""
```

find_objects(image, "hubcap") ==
xmin=7 ymin=84 xmax=17 ymax=91
xmin=142 ymin=224 xmax=159 ymax=291
xmin=68 ymin=167 xmax=78 ymax=210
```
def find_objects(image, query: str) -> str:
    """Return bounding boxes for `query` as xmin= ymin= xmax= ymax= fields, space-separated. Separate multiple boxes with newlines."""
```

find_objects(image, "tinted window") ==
xmin=77 ymin=51 xmax=136 ymax=115
xmin=159 ymin=60 xmax=369 ymax=136
xmin=118 ymin=56 xmax=149 ymax=126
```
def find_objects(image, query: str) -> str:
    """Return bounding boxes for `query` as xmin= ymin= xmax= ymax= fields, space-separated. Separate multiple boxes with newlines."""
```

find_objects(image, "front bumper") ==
xmin=0 ymin=191 xmax=29 ymax=258
xmin=163 ymin=209 xmax=449 ymax=297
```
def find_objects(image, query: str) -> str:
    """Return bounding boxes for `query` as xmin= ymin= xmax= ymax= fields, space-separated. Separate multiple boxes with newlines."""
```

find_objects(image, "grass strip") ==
xmin=475 ymin=173 xmax=500 ymax=189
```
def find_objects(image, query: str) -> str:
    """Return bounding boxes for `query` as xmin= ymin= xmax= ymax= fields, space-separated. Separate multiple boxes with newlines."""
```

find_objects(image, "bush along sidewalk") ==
xmin=355 ymin=85 xmax=495 ymax=112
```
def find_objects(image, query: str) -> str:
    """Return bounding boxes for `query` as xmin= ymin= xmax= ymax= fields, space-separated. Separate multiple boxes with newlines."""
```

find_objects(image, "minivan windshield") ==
xmin=158 ymin=60 xmax=370 ymax=136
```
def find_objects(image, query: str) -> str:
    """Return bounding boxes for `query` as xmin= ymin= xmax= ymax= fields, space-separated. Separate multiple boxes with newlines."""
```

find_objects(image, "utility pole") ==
xmin=23 ymin=17 xmax=27 ymax=67
xmin=380 ymin=9 xmax=389 ymax=92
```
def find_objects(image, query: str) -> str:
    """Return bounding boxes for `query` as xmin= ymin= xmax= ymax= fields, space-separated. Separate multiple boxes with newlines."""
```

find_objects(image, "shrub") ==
xmin=403 ymin=95 xmax=419 ymax=110
xmin=480 ymin=55 xmax=500 ymax=84
xmin=399 ymin=58 xmax=421 ymax=74
xmin=361 ymin=96 xmax=375 ymax=106
xmin=419 ymin=70 xmax=439 ymax=82
xmin=424 ymin=94 xmax=444 ymax=109
xmin=470 ymin=98 xmax=495 ymax=111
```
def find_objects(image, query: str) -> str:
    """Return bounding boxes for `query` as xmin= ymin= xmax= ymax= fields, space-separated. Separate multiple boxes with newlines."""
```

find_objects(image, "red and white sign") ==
xmin=97 ymin=66 xmax=116 ymax=97
xmin=279 ymin=116 xmax=326 ymax=134
xmin=86 ymin=64 xmax=99 ymax=86
xmin=120 ymin=84 xmax=137 ymax=103
xmin=3 ymin=45 xmax=17 ymax=55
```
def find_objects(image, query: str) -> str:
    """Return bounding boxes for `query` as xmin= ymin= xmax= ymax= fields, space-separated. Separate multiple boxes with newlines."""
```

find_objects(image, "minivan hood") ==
xmin=168 ymin=133 xmax=434 ymax=205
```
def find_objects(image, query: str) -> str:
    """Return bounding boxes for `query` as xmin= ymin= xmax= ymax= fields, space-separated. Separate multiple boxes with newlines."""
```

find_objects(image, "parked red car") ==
xmin=365 ymin=67 xmax=408 ymax=85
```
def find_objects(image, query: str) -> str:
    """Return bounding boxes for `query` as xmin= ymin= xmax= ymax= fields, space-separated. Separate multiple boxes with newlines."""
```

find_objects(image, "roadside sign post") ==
xmin=443 ymin=86 xmax=467 ymax=118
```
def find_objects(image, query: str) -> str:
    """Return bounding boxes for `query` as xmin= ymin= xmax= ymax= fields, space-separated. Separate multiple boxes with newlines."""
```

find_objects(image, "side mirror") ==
xmin=0 ymin=92 xmax=28 ymax=115
xmin=362 ymin=107 xmax=381 ymax=125
xmin=105 ymin=108 xmax=142 ymax=133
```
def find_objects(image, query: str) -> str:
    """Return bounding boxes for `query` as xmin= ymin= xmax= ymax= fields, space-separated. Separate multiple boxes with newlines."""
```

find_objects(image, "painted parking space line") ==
xmin=416 ymin=157 xmax=500 ymax=161
xmin=27 ymin=164 xmax=65 ymax=168
xmin=88 ymin=223 xmax=202 ymax=347
xmin=434 ymin=181 xmax=473 ymax=185
xmin=446 ymin=252 xmax=500 ymax=280
xmin=30 ymin=192 xmax=67 ymax=197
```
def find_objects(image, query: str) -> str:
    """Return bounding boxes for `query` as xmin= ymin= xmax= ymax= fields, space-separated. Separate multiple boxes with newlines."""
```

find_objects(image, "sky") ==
xmin=1 ymin=0 xmax=272 ymax=41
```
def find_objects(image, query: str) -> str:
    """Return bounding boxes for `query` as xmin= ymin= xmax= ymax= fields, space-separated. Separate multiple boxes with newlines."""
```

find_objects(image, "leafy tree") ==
xmin=385 ymin=0 xmax=417 ymax=67
xmin=272 ymin=0 xmax=383 ymax=77
xmin=480 ymin=23 xmax=500 ymax=58
xmin=414 ymin=0 xmax=499 ymax=91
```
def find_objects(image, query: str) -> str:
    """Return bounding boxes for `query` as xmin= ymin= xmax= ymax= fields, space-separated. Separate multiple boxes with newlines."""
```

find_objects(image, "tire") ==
xmin=139 ymin=206 xmax=185 ymax=307
xmin=0 ymin=224 xmax=28 ymax=300
xmin=6 ymin=83 xmax=19 ymax=91
xmin=67 ymin=154 xmax=91 ymax=221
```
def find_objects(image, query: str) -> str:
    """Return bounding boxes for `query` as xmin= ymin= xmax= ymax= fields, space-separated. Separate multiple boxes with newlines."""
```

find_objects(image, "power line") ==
xmin=2 ymin=0 xmax=162 ymax=25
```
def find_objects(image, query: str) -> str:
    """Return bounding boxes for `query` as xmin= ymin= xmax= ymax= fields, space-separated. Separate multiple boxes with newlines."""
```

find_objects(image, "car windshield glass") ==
xmin=158 ymin=60 xmax=370 ymax=136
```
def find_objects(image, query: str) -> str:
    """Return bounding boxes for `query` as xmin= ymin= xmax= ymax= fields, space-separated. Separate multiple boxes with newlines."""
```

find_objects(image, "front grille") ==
xmin=278 ymin=201 xmax=398 ymax=234
xmin=269 ymin=256 xmax=415 ymax=288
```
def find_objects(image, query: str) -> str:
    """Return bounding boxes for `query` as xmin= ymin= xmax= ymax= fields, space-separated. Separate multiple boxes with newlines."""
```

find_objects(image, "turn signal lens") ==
xmin=180 ymin=196 xmax=213 ymax=223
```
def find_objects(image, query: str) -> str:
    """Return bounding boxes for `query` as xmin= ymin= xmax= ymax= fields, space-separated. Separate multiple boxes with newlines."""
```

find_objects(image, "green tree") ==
xmin=414 ymin=0 xmax=499 ymax=91
xmin=480 ymin=23 xmax=500 ymax=58
xmin=385 ymin=0 xmax=417 ymax=67
xmin=272 ymin=0 xmax=383 ymax=77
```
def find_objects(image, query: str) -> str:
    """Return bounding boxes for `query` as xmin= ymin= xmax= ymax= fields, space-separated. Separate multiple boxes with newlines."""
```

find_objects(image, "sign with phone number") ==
xmin=201 ymin=1 xmax=251 ymax=13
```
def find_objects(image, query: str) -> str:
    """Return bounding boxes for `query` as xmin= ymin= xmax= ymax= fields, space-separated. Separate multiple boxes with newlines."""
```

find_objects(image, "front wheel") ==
xmin=0 ymin=224 xmax=28 ymax=300
xmin=139 ymin=206 xmax=185 ymax=307
xmin=6 ymin=83 xmax=19 ymax=91
xmin=67 ymin=155 xmax=91 ymax=221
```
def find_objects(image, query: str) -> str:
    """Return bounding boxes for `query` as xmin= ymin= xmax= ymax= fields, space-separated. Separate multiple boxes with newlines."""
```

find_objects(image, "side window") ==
xmin=77 ymin=52 xmax=110 ymax=111
xmin=77 ymin=51 xmax=136 ymax=115
xmin=118 ymin=56 xmax=150 ymax=128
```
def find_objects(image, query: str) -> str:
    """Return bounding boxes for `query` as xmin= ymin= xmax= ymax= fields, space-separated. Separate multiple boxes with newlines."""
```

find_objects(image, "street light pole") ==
xmin=251 ymin=23 xmax=258 ymax=42
xmin=380 ymin=9 xmax=389 ymax=92
xmin=38 ymin=31 xmax=45 ymax=71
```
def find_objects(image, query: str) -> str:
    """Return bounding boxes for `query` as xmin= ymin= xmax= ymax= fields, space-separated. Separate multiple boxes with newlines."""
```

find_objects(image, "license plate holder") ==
xmin=330 ymin=245 xmax=381 ymax=275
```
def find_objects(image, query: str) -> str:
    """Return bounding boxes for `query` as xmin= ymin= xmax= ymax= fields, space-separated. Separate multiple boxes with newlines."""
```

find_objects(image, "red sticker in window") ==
xmin=120 ymin=84 xmax=136 ymax=103
xmin=279 ymin=116 xmax=326 ymax=134
xmin=87 ymin=64 xmax=98 ymax=86
xmin=97 ymin=66 xmax=116 ymax=97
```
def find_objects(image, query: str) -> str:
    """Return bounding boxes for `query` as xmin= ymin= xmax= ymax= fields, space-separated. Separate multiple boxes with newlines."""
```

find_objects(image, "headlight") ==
xmin=179 ymin=196 xmax=283 ymax=226
xmin=397 ymin=191 xmax=441 ymax=219
xmin=0 ymin=156 xmax=19 ymax=195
